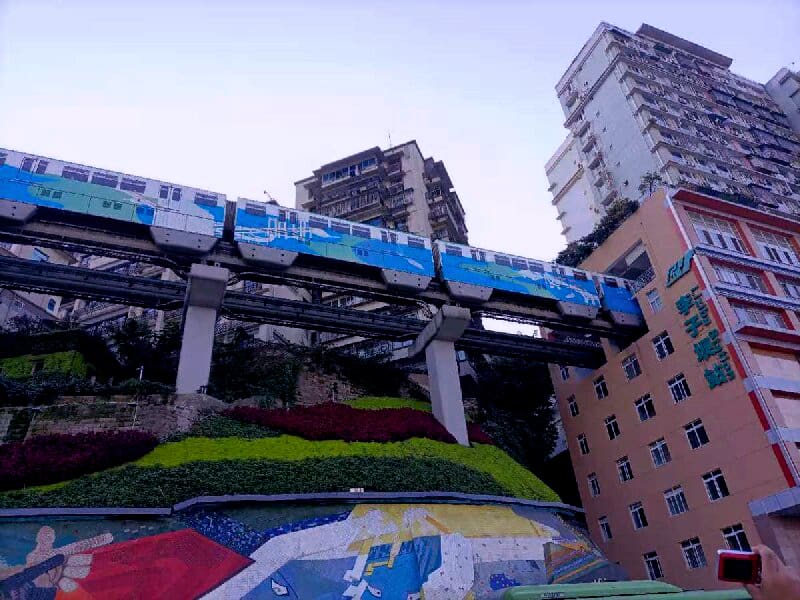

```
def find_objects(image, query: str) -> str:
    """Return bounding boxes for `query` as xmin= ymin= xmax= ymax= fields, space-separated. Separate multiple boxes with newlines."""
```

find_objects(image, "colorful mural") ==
xmin=0 ymin=503 xmax=626 ymax=599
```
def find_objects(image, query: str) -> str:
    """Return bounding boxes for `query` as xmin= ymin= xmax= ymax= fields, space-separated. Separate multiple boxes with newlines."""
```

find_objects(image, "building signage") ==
xmin=675 ymin=285 xmax=736 ymax=389
xmin=666 ymin=249 xmax=695 ymax=287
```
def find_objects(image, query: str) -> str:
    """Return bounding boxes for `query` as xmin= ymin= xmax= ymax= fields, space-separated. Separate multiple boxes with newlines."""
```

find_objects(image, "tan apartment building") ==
xmin=551 ymin=187 xmax=800 ymax=589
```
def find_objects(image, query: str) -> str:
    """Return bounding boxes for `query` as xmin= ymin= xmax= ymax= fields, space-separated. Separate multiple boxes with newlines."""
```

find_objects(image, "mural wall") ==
xmin=0 ymin=502 xmax=626 ymax=599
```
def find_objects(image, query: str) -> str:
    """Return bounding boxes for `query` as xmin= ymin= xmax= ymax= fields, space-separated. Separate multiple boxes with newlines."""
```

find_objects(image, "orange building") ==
xmin=551 ymin=187 xmax=800 ymax=589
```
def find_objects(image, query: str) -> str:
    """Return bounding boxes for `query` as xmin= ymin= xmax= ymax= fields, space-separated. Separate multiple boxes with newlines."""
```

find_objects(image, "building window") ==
xmin=594 ymin=376 xmax=609 ymax=399
xmin=635 ymin=394 xmax=656 ymax=421
xmin=702 ymin=469 xmax=730 ymax=501
xmin=629 ymin=501 xmax=648 ymax=530
xmin=578 ymin=434 xmax=590 ymax=455
xmin=649 ymin=438 xmax=672 ymax=467
xmin=622 ymin=354 xmax=642 ymax=380
xmin=781 ymin=279 xmax=800 ymax=299
xmin=46 ymin=298 xmax=57 ymax=313
xmin=752 ymin=228 xmax=800 ymax=266
xmin=31 ymin=248 xmax=50 ymax=263
xmin=646 ymin=289 xmax=663 ymax=312
xmin=560 ymin=365 xmax=570 ymax=380
xmin=732 ymin=303 xmax=788 ymax=330
xmin=588 ymin=473 xmax=601 ymax=497
xmin=652 ymin=331 xmax=674 ymax=360
xmin=617 ymin=456 xmax=634 ymax=482
xmin=644 ymin=552 xmax=664 ymax=580
xmin=685 ymin=419 xmax=710 ymax=449
xmin=713 ymin=264 xmax=767 ymax=293
xmin=681 ymin=537 xmax=707 ymax=569
xmin=688 ymin=211 xmax=747 ymax=254
xmin=664 ymin=485 xmax=690 ymax=516
xmin=722 ymin=524 xmax=751 ymax=551
xmin=568 ymin=395 xmax=579 ymax=417
xmin=598 ymin=516 xmax=613 ymax=541
xmin=605 ymin=415 xmax=621 ymax=440
xmin=668 ymin=373 xmax=692 ymax=403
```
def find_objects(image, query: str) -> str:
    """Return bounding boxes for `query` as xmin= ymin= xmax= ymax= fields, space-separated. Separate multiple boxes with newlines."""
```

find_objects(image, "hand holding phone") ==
xmin=725 ymin=545 xmax=800 ymax=600
xmin=717 ymin=550 xmax=760 ymax=584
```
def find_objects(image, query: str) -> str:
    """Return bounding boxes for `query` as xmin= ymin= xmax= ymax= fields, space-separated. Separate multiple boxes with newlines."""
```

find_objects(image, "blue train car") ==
xmin=433 ymin=241 xmax=602 ymax=318
xmin=233 ymin=199 xmax=435 ymax=291
xmin=0 ymin=148 xmax=226 ymax=251
xmin=596 ymin=276 xmax=644 ymax=327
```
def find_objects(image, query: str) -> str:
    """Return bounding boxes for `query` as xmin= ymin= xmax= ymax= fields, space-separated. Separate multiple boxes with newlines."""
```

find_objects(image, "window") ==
xmin=351 ymin=226 xmax=371 ymax=239
xmin=644 ymin=552 xmax=664 ymax=580
xmin=598 ymin=516 xmax=612 ymax=541
xmin=494 ymin=254 xmax=511 ymax=267
xmin=702 ymin=469 xmax=730 ymax=501
xmin=622 ymin=354 xmax=642 ymax=380
xmin=568 ymin=395 xmax=579 ymax=417
xmin=617 ymin=456 xmax=634 ymax=482
xmin=62 ymin=165 xmax=89 ymax=182
xmin=445 ymin=245 xmax=463 ymax=257
xmin=331 ymin=221 xmax=351 ymax=234
xmin=35 ymin=160 xmax=48 ymax=174
xmin=781 ymin=279 xmax=800 ymax=299
xmin=588 ymin=473 xmax=601 ymax=497
xmin=722 ymin=524 xmax=751 ymax=551
xmin=21 ymin=157 xmax=34 ymax=172
xmin=649 ymin=438 xmax=672 ymax=467
xmin=578 ymin=434 xmax=590 ymax=455
xmin=594 ymin=376 xmax=609 ymax=399
xmin=635 ymin=394 xmax=656 ymax=421
xmin=646 ymin=289 xmax=663 ymax=312
xmin=664 ymin=485 xmax=690 ymax=516
xmin=605 ymin=415 xmax=621 ymax=440
xmin=688 ymin=211 xmax=747 ymax=254
xmin=652 ymin=332 xmax=674 ymax=360
xmin=629 ymin=502 xmax=648 ymax=529
xmin=159 ymin=185 xmax=169 ymax=199
xmin=171 ymin=188 xmax=182 ymax=202
xmin=560 ymin=365 xmax=570 ymax=380
xmin=120 ymin=177 xmax=147 ymax=193
xmin=713 ymin=265 xmax=767 ymax=293
xmin=46 ymin=298 xmax=57 ymax=313
xmin=30 ymin=248 xmax=50 ymax=262
xmin=681 ymin=537 xmax=707 ymax=569
xmin=685 ymin=419 xmax=710 ymax=449
xmin=753 ymin=228 xmax=800 ymax=266
xmin=407 ymin=236 xmax=425 ymax=249
xmin=668 ymin=374 xmax=692 ymax=403
xmin=91 ymin=172 xmax=119 ymax=188
xmin=732 ymin=303 xmax=788 ymax=330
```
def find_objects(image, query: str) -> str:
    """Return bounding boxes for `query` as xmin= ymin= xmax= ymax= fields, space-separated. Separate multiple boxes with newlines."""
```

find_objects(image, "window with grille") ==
xmin=685 ymin=419 xmax=709 ymax=449
xmin=605 ymin=415 xmax=621 ymax=440
xmin=646 ymin=289 xmax=663 ymax=312
xmin=588 ymin=473 xmax=601 ymax=497
xmin=702 ymin=469 xmax=730 ymax=501
xmin=752 ymin=228 xmax=800 ymax=266
xmin=668 ymin=374 xmax=692 ymax=403
xmin=664 ymin=485 xmax=690 ymax=515
xmin=688 ymin=211 xmax=747 ymax=254
xmin=598 ymin=516 xmax=613 ymax=541
xmin=578 ymin=434 xmax=590 ymax=455
xmin=568 ymin=395 xmax=579 ymax=417
xmin=652 ymin=331 xmax=674 ymax=360
xmin=560 ymin=365 xmax=570 ymax=380
xmin=681 ymin=537 xmax=707 ymax=569
xmin=594 ymin=376 xmax=609 ymax=399
xmin=722 ymin=524 xmax=751 ymax=551
xmin=629 ymin=502 xmax=648 ymax=529
xmin=732 ymin=303 xmax=788 ymax=329
xmin=617 ymin=456 xmax=634 ymax=482
xmin=635 ymin=394 xmax=656 ymax=421
xmin=781 ymin=279 xmax=800 ymax=299
xmin=649 ymin=438 xmax=672 ymax=467
xmin=713 ymin=265 xmax=767 ymax=293
xmin=644 ymin=552 xmax=664 ymax=580
xmin=622 ymin=354 xmax=642 ymax=380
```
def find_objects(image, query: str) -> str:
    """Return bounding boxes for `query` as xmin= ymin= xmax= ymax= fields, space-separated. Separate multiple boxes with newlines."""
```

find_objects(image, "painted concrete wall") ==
xmin=0 ymin=502 xmax=626 ymax=599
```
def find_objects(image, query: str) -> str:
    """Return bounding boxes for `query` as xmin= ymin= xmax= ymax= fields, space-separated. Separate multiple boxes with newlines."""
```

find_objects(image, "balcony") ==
xmin=581 ymin=134 xmax=596 ymax=153
xmin=564 ymin=87 xmax=579 ymax=108
xmin=587 ymin=152 xmax=602 ymax=170
xmin=574 ymin=118 xmax=591 ymax=138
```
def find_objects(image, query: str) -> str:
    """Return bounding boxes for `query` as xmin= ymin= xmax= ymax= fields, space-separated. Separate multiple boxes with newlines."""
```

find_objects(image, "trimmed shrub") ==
xmin=169 ymin=415 xmax=281 ymax=441
xmin=346 ymin=396 xmax=432 ymax=412
xmin=0 ymin=430 xmax=158 ymax=491
xmin=466 ymin=423 xmax=494 ymax=445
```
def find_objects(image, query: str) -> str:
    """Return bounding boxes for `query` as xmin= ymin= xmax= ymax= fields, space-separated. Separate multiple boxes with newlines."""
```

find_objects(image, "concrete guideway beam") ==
xmin=175 ymin=264 xmax=229 ymax=394
xmin=411 ymin=305 xmax=472 ymax=446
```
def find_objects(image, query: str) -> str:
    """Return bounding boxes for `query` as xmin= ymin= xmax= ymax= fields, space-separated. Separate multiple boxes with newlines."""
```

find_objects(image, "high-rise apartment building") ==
xmin=546 ymin=23 xmax=800 ymax=243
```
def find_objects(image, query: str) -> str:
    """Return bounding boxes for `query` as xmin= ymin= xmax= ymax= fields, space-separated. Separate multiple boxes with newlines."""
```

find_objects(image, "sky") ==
xmin=0 ymin=0 xmax=798 ymax=264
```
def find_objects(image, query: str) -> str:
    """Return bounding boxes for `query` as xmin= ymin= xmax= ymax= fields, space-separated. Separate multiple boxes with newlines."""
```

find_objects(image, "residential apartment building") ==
xmin=546 ymin=23 xmax=800 ymax=243
xmin=551 ymin=187 xmax=800 ymax=589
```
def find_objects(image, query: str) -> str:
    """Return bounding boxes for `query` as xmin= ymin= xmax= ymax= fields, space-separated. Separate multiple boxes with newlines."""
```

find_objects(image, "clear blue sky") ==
xmin=1 ymin=0 xmax=798 ymax=262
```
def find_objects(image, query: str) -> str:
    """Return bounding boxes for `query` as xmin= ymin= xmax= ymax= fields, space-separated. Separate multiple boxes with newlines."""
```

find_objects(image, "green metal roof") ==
xmin=503 ymin=581 xmax=751 ymax=600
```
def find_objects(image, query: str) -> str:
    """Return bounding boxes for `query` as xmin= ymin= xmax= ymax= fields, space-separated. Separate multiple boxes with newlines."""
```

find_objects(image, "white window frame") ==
xmin=605 ymin=415 xmax=621 ymax=440
xmin=702 ymin=469 xmax=730 ymax=501
xmin=689 ymin=211 xmax=747 ymax=254
xmin=652 ymin=331 xmax=674 ymax=360
xmin=722 ymin=524 xmax=750 ymax=551
xmin=713 ymin=264 xmax=767 ymax=292
xmin=622 ymin=354 xmax=642 ymax=380
xmin=578 ymin=434 xmax=590 ymax=455
xmin=732 ymin=303 xmax=788 ymax=329
xmin=680 ymin=537 xmax=707 ymax=569
xmin=588 ymin=473 xmax=601 ymax=497
xmin=617 ymin=456 xmax=634 ymax=482
xmin=668 ymin=374 xmax=692 ymax=403
xmin=560 ymin=365 xmax=570 ymax=380
xmin=629 ymin=502 xmax=648 ymax=530
xmin=643 ymin=552 xmax=664 ymax=580
xmin=649 ymin=438 xmax=671 ymax=467
xmin=781 ymin=279 xmax=800 ymax=299
xmin=646 ymin=288 xmax=663 ymax=312
xmin=752 ymin=228 xmax=800 ymax=266
xmin=664 ymin=485 xmax=690 ymax=516
xmin=568 ymin=395 xmax=579 ymax=417
xmin=635 ymin=394 xmax=656 ymax=421
xmin=594 ymin=376 xmax=609 ymax=399
xmin=685 ymin=419 xmax=709 ymax=449
xmin=598 ymin=516 xmax=612 ymax=541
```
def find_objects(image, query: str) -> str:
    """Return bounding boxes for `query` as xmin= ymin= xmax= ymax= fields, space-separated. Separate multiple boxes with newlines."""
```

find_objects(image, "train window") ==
xmin=445 ymin=245 xmax=463 ymax=257
xmin=573 ymin=271 xmax=588 ymax=281
xmin=120 ymin=177 xmax=147 ymax=193
xmin=495 ymin=255 xmax=511 ymax=267
xmin=21 ymin=158 xmax=34 ymax=172
xmin=194 ymin=192 xmax=218 ymax=207
xmin=171 ymin=188 xmax=182 ymax=202
xmin=528 ymin=262 xmax=545 ymax=273
xmin=511 ymin=258 xmax=528 ymax=269
xmin=91 ymin=172 xmax=119 ymax=188
xmin=35 ymin=161 xmax=48 ymax=175
xmin=309 ymin=216 xmax=328 ymax=228
xmin=278 ymin=210 xmax=287 ymax=222
xmin=381 ymin=231 xmax=398 ymax=244
xmin=407 ymin=236 xmax=424 ymax=249
xmin=352 ymin=226 xmax=370 ymax=239
xmin=245 ymin=202 xmax=266 ymax=216
xmin=39 ymin=188 xmax=51 ymax=197
xmin=52 ymin=191 xmax=62 ymax=199
xmin=604 ymin=277 xmax=619 ymax=288
xmin=159 ymin=185 xmax=169 ymax=199
xmin=62 ymin=166 xmax=89 ymax=182
xmin=331 ymin=221 xmax=351 ymax=234
xmin=0 ymin=152 xmax=6 ymax=166
xmin=289 ymin=212 xmax=298 ymax=225
xmin=470 ymin=249 xmax=486 ymax=262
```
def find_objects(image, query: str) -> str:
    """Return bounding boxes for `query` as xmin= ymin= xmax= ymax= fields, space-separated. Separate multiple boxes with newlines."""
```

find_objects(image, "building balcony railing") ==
xmin=630 ymin=267 xmax=655 ymax=294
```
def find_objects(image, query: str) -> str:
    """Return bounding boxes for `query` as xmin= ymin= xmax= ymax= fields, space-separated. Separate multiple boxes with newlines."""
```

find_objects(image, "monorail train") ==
xmin=0 ymin=147 xmax=642 ymax=326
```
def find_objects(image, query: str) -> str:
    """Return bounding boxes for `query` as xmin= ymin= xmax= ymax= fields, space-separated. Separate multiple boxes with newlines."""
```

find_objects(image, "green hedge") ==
xmin=0 ymin=457 xmax=509 ymax=508
xmin=346 ymin=396 xmax=432 ymax=412
xmin=0 ymin=351 xmax=89 ymax=379
xmin=169 ymin=415 xmax=281 ymax=441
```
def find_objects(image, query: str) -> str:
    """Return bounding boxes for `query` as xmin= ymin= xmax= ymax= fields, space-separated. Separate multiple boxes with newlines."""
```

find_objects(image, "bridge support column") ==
xmin=411 ymin=305 xmax=471 ymax=445
xmin=175 ymin=264 xmax=229 ymax=395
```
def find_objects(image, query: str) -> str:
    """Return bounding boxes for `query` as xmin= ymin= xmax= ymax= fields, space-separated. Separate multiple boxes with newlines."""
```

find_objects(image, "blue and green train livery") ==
xmin=233 ymin=198 xmax=436 ymax=291
xmin=0 ymin=148 xmax=226 ymax=250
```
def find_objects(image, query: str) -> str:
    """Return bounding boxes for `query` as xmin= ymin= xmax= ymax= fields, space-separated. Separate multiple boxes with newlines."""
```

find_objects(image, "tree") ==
xmin=638 ymin=171 xmax=664 ymax=196
xmin=555 ymin=198 xmax=639 ymax=267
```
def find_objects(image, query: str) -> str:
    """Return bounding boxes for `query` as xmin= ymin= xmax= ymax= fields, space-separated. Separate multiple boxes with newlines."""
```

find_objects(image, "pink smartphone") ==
xmin=717 ymin=549 xmax=760 ymax=584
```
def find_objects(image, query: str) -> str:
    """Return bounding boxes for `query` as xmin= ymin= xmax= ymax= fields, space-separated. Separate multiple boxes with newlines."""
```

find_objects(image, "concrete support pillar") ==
xmin=411 ymin=305 xmax=471 ymax=445
xmin=175 ymin=264 xmax=229 ymax=394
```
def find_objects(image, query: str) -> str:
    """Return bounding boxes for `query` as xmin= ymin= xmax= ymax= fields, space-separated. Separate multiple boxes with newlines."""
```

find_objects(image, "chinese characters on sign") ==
xmin=666 ymin=249 xmax=695 ymax=287
xmin=675 ymin=286 xmax=736 ymax=389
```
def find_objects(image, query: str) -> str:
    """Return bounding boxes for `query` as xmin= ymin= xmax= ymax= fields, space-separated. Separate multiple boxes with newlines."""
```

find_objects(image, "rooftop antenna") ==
xmin=388 ymin=130 xmax=392 ymax=148
xmin=263 ymin=190 xmax=279 ymax=205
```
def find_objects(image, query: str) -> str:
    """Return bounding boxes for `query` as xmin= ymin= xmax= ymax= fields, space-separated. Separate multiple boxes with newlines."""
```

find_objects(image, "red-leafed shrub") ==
xmin=224 ymin=404 xmax=494 ymax=445
xmin=0 ymin=430 xmax=158 ymax=491
xmin=467 ymin=423 xmax=494 ymax=445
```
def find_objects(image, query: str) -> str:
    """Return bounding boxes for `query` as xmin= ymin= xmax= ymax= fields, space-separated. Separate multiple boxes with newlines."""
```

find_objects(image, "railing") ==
xmin=630 ymin=266 xmax=655 ymax=294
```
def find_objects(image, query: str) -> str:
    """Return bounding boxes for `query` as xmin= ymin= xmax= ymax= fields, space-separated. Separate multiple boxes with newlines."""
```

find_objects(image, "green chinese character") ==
xmin=676 ymin=294 xmax=693 ymax=315
xmin=694 ymin=329 xmax=722 ymax=362
xmin=684 ymin=314 xmax=706 ymax=338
